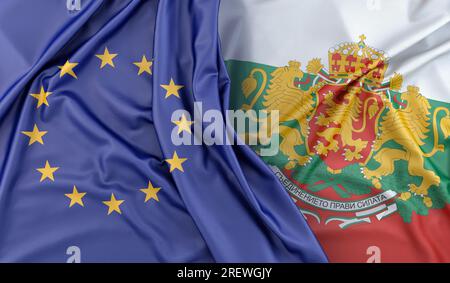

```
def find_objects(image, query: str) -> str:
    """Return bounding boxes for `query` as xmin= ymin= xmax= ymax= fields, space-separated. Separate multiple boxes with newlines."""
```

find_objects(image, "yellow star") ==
xmin=21 ymin=124 xmax=47 ymax=145
xmin=30 ymin=86 xmax=52 ymax=108
xmin=103 ymin=193 xmax=124 ymax=215
xmin=165 ymin=151 xmax=187 ymax=173
xmin=133 ymin=55 xmax=152 ymax=75
xmin=65 ymin=185 xmax=86 ymax=207
xmin=140 ymin=181 xmax=161 ymax=203
xmin=95 ymin=47 xmax=118 ymax=69
xmin=36 ymin=160 xmax=59 ymax=182
xmin=58 ymin=60 xmax=78 ymax=79
xmin=160 ymin=78 xmax=183 ymax=98
xmin=172 ymin=114 xmax=194 ymax=134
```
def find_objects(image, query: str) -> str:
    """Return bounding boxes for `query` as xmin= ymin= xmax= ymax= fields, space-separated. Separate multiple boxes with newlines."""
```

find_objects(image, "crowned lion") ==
xmin=362 ymin=85 xmax=450 ymax=207
xmin=240 ymin=61 xmax=319 ymax=169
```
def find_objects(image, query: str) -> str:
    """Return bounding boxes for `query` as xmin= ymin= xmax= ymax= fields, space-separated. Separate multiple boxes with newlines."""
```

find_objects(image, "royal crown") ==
xmin=328 ymin=35 xmax=388 ymax=86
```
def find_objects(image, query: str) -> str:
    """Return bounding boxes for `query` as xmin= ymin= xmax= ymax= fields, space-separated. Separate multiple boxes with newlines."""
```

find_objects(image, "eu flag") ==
xmin=0 ymin=0 xmax=327 ymax=262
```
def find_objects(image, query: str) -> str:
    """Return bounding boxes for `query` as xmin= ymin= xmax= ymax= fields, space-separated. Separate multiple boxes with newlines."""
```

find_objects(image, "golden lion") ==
xmin=314 ymin=86 xmax=380 ymax=162
xmin=241 ymin=61 xmax=319 ymax=169
xmin=362 ymin=86 xmax=449 ymax=207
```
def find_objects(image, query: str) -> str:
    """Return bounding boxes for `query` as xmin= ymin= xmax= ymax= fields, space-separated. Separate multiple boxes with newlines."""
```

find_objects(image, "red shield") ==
xmin=307 ymin=83 xmax=385 ymax=171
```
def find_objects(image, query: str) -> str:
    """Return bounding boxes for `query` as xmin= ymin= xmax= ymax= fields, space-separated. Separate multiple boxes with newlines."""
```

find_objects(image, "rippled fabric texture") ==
xmin=0 ymin=0 xmax=327 ymax=262
xmin=220 ymin=0 xmax=450 ymax=262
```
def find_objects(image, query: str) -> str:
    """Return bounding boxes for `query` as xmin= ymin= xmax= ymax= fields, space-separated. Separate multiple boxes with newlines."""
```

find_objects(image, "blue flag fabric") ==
xmin=0 ymin=0 xmax=327 ymax=262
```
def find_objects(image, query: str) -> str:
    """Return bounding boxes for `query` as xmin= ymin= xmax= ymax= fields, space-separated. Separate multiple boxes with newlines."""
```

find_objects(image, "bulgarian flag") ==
xmin=220 ymin=0 xmax=450 ymax=262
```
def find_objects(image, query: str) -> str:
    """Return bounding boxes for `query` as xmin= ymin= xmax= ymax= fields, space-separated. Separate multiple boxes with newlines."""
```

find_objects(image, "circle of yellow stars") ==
xmin=20 ymin=46 xmax=192 ymax=216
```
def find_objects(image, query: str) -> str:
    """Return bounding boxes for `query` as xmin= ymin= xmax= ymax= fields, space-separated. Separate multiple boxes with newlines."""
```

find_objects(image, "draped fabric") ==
xmin=220 ymin=0 xmax=450 ymax=262
xmin=0 ymin=0 xmax=326 ymax=262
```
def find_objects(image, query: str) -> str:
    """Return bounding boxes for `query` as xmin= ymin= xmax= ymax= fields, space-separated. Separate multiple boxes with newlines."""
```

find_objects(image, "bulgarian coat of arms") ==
xmin=235 ymin=35 xmax=450 ymax=228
